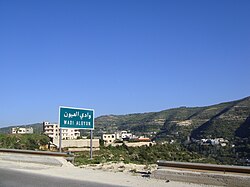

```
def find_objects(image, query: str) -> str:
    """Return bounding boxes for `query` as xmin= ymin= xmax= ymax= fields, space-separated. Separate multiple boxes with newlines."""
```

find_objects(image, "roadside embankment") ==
xmin=79 ymin=162 xmax=157 ymax=174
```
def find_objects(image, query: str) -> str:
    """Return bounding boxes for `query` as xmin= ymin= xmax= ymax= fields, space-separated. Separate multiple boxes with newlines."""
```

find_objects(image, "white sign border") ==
xmin=58 ymin=106 xmax=95 ymax=130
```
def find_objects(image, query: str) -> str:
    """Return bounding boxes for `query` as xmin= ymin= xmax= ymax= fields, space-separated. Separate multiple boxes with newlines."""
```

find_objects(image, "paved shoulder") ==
xmin=0 ymin=168 xmax=122 ymax=187
xmin=0 ymin=153 xmax=62 ymax=166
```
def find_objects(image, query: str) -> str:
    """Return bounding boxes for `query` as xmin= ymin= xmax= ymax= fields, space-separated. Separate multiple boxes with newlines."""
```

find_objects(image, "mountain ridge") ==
xmin=95 ymin=96 xmax=250 ymax=141
xmin=1 ymin=96 xmax=250 ymax=142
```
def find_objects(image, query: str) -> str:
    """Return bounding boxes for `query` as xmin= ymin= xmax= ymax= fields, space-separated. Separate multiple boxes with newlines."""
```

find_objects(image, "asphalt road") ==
xmin=0 ymin=168 xmax=123 ymax=187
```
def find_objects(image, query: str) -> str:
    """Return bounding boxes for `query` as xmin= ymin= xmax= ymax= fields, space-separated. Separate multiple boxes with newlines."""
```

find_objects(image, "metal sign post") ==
xmin=59 ymin=128 xmax=62 ymax=152
xmin=90 ymin=130 xmax=93 ymax=159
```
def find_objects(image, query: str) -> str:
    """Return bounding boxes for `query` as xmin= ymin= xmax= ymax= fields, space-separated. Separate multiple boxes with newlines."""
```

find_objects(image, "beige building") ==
xmin=43 ymin=121 xmax=80 ymax=140
xmin=12 ymin=127 xmax=33 ymax=134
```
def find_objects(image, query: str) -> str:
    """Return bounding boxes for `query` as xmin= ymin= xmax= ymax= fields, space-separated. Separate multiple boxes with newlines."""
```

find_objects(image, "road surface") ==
xmin=0 ymin=152 xmax=219 ymax=187
xmin=0 ymin=168 xmax=122 ymax=187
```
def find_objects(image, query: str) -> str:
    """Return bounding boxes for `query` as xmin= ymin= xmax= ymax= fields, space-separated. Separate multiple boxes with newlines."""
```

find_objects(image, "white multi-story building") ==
xmin=121 ymin=131 xmax=133 ymax=139
xmin=43 ymin=122 xmax=80 ymax=140
xmin=102 ymin=131 xmax=134 ymax=145
xmin=102 ymin=133 xmax=116 ymax=144
xmin=12 ymin=127 xmax=33 ymax=134
xmin=116 ymin=131 xmax=133 ymax=140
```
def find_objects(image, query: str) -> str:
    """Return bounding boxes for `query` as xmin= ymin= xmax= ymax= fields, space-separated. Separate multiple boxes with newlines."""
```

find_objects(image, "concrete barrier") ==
xmin=152 ymin=160 xmax=250 ymax=187
xmin=152 ymin=168 xmax=250 ymax=187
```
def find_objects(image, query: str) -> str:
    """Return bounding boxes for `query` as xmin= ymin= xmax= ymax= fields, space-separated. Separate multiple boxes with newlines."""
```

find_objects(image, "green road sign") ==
xmin=59 ymin=106 xmax=94 ymax=129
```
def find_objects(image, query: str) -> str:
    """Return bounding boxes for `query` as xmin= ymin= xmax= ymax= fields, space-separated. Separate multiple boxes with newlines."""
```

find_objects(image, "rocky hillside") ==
xmin=1 ymin=96 xmax=250 ymax=142
xmin=0 ymin=123 xmax=43 ymax=134
xmin=95 ymin=96 xmax=250 ymax=141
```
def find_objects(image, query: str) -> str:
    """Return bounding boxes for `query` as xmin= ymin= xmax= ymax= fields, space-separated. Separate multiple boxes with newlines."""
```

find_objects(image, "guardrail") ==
xmin=157 ymin=160 xmax=250 ymax=174
xmin=0 ymin=148 xmax=73 ymax=157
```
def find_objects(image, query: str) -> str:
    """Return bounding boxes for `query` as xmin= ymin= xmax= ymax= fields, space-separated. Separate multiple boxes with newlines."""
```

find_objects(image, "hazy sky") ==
xmin=0 ymin=0 xmax=250 ymax=127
